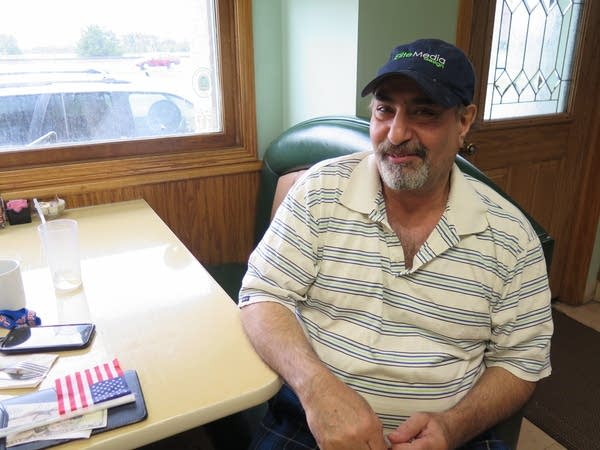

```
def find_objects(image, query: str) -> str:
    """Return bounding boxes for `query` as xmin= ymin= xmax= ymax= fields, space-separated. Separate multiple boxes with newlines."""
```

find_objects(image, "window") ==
xmin=0 ymin=0 xmax=257 ymax=196
xmin=1 ymin=0 xmax=222 ymax=151
xmin=485 ymin=0 xmax=584 ymax=120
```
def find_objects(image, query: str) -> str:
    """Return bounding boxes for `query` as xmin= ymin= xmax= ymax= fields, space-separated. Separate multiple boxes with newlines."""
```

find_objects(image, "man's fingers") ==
xmin=383 ymin=434 xmax=392 ymax=448
xmin=387 ymin=413 xmax=428 ymax=443
xmin=368 ymin=431 xmax=391 ymax=450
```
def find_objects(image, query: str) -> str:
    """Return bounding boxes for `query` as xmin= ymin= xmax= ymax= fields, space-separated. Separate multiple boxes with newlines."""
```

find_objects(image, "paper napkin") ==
xmin=0 ymin=354 xmax=58 ymax=389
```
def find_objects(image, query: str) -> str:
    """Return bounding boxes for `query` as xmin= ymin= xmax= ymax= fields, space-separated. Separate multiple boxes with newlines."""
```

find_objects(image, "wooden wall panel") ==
xmin=530 ymin=159 xmax=560 ymax=233
xmin=506 ymin=164 xmax=535 ymax=213
xmin=61 ymin=171 xmax=261 ymax=266
xmin=484 ymin=167 xmax=509 ymax=192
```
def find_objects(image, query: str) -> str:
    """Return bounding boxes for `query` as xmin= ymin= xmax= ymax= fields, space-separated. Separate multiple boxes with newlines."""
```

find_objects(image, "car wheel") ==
xmin=147 ymin=100 xmax=182 ymax=134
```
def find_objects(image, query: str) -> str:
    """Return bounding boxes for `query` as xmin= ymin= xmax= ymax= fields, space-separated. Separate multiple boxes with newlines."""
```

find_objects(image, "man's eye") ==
xmin=375 ymin=105 xmax=393 ymax=114
xmin=413 ymin=108 xmax=439 ymax=116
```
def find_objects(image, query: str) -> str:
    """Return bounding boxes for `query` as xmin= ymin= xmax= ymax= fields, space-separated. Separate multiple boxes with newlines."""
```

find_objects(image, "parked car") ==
xmin=136 ymin=55 xmax=181 ymax=70
xmin=0 ymin=75 xmax=196 ymax=150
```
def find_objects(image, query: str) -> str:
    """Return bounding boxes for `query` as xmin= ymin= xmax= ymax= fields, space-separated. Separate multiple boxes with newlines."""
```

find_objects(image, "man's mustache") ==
xmin=378 ymin=141 xmax=427 ymax=159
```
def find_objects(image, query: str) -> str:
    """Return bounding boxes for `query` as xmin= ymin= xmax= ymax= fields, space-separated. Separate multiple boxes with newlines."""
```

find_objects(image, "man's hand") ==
xmin=301 ymin=373 xmax=389 ymax=450
xmin=386 ymin=367 xmax=536 ymax=449
xmin=386 ymin=412 xmax=452 ymax=450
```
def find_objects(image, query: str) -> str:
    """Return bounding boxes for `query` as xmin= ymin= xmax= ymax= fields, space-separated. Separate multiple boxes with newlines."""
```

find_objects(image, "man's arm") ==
xmin=387 ymin=367 xmax=535 ymax=449
xmin=241 ymin=301 xmax=389 ymax=450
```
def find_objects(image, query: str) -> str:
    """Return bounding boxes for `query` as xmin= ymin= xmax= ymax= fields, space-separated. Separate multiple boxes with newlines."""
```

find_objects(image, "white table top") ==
xmin=0 ymin=199 xmax=280 ymax=449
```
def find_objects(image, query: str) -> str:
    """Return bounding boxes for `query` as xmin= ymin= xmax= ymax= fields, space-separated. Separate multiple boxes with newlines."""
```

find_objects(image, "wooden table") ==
xmin=0 ymin=199 xmax=280 ymax=449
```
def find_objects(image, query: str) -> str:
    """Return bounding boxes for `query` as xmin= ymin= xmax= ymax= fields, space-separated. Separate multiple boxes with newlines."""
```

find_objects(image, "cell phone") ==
xmin=0 ymin=323 xmax=95 ymax=354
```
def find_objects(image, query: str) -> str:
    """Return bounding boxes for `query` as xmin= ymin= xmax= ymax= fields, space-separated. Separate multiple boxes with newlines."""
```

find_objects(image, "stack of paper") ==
xmin=5 ymin=405 xmax=107 ymax=446
xmin=0 ymin=358 xmax=136 ymax=443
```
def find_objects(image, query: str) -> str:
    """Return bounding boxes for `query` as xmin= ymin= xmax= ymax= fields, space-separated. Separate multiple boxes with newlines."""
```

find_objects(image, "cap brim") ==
xmin=360 ymin=71 xmax=461 ymax=107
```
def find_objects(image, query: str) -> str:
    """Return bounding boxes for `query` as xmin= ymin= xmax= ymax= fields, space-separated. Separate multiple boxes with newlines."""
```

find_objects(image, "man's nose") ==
xmin=387 ymin=112 xmax=413 ymax=146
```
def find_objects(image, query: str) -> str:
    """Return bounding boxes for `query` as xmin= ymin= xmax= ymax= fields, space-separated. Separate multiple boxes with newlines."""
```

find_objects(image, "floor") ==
xmin=515 ymin=298 xmax=600 ymax=450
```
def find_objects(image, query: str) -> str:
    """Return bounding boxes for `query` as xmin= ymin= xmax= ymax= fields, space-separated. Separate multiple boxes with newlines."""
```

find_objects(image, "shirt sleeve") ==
xmin=239 ymin=174 xmax=320 ymax=311
xmin=485 ymin=234 xmax=553 ymax=382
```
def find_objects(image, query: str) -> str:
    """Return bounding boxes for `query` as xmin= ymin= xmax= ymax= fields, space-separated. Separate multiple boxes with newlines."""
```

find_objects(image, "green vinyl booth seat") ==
xmin=204 ymin=115 xmax=554 ymax=450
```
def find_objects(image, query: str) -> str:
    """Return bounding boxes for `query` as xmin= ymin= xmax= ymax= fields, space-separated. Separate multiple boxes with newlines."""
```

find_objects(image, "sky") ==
xmin=1 ymin=0 xmax=202 ymax=49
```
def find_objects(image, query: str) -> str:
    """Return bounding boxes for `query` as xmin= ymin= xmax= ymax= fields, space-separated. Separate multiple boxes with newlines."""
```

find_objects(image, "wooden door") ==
xmin=457 ymin=0 xmax=600 ymax=304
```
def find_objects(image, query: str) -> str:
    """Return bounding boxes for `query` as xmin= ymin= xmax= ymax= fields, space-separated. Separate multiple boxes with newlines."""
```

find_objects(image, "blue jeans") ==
xmin=249 ymin=385 xmax=510 ymax=450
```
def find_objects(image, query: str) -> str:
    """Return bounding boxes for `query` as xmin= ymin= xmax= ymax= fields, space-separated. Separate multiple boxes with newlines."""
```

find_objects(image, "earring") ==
xmin=459 ymin=143 xmax=477 ymax=156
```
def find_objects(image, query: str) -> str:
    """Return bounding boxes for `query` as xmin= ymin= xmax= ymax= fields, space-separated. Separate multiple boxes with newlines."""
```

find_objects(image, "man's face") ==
xmin=370 ymin=77 xmax=475 ymax=194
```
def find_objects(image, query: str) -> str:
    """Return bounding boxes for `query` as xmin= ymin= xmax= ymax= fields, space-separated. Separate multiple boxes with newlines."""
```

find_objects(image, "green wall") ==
xmin=252 ymin=0 xmax=284 ymax=160
xmin=253 ymin=0 xmax=459 ymax=156
xmin=356 ymin=0 xmax=459 ymax=118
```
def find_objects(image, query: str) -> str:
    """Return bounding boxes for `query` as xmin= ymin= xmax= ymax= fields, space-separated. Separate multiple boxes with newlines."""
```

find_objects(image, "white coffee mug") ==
xmin=0 ymin=259 xmax=27 ymax=310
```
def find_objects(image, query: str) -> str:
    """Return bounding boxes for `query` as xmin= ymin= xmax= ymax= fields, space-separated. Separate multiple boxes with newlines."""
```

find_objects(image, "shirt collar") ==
xmin=340 ymin=153 xmax=488 ymax=236
xmin=446 ymin=163 xmax=488 ymax=235
xmin=340 ymin=152 xmax=383 ymax=217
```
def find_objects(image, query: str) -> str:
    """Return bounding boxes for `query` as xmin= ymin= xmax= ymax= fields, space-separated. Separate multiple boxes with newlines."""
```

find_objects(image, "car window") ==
xmin=38 ymin=94 xmax=67 ymax=144
xmin=1 ymin=88 xmax=198 ymax=150
xmin=63 ymin=92 xmax=133 ymax=142
xmin=0 ymin=95 xmax=37 ymax=147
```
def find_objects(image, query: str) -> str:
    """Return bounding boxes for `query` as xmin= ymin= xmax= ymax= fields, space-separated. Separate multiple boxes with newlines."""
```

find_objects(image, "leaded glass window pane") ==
xmin=485 ymin=0 xmax=584 ymax=120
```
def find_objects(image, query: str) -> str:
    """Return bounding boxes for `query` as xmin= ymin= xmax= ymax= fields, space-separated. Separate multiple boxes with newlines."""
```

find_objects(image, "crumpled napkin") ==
xmin=0 ymin=353 xmax=58 ymax=389
xmin=0 ymin=309 xmax=41 ymax=330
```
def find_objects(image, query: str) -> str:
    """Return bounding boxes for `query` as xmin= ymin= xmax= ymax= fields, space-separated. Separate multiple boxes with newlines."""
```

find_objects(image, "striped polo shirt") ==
xmin=240 ymin=151 xmax=553 ymax=432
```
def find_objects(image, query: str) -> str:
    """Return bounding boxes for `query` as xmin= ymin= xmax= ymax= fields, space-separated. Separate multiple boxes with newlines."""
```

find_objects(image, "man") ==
xmin=239 ymin=38 xmax=552 ymax=450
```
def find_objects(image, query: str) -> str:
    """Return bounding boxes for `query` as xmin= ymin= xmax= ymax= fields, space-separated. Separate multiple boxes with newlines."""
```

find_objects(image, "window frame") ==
xmin=456 ymin=0 xmax=579 ymax=130
xmin=0 ymin=0 xmax=258 ymax=198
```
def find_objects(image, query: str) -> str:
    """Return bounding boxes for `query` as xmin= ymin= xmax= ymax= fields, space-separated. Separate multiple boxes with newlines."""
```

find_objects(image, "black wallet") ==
xmin=0 ymin=370 xmax=147 ymax=450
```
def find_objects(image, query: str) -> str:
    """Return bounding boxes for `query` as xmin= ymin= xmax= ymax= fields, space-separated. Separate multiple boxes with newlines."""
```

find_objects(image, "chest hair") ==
xmin=387 ymin=215 xmax=439 ymax=269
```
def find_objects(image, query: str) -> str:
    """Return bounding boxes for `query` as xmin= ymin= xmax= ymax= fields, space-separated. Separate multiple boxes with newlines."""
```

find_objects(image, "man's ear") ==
xmin=459 ymin=104 xmax=477 ymax=143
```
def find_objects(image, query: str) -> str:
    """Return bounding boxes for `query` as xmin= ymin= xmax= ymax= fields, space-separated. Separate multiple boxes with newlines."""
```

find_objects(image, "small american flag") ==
xmin=54 ymin=358 xmax=131 ymax=415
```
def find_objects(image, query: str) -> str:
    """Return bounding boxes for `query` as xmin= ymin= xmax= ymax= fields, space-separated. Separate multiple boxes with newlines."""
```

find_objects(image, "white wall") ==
xmin=355 ymin=0 xmax=459 ymax=118
xmin=282 ymin=0 xmax=359 ymax=127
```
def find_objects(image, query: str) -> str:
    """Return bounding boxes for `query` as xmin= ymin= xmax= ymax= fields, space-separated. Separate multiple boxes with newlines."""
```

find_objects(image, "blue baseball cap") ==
xmin=361 ymin=38 xmax=475 ymax=107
